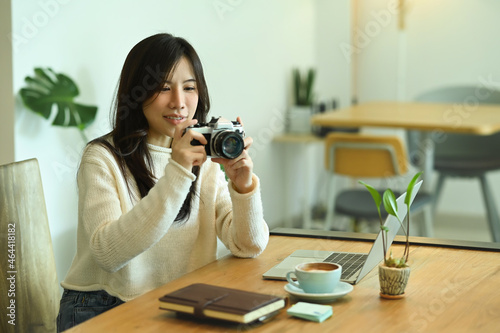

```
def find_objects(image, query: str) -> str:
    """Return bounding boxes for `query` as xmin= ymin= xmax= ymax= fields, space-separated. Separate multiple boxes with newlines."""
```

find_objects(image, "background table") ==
xmin=311 ymin=100 xmax=500 ymax=193
xmin=311 ymin=101 xmax=500 ymax=135
xmin=67 ymin=231 xmax=500 ymax=333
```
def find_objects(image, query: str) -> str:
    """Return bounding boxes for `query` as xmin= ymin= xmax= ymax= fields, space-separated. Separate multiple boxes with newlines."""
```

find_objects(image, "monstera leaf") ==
xmin=19 ymin=68 xmax=98 ymax=139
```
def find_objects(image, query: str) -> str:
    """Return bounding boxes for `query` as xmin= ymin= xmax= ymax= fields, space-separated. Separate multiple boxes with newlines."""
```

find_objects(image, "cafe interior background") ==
xmin=2 ymin=0 xmax=500 ymax=287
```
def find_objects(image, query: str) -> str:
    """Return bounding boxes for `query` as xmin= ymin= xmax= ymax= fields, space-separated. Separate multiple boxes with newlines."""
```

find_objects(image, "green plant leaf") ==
xmin=382 ymin=189 xmax=400 ymax=220
xmin=19 ymin=67 xmax=98 ymax=130
xmin=293 ymin=68 xmax=301 ymax=105
xmin=305 ymin=68 xmax=315 ymax=105
xmin=293 ymin=68 xmax=315 ymax=106
xmin=397 ymin=257 xmax=407 ymax=268
xmin=404 ymin=171 xmax=424 ymax=206
xmin=359 ymin=180 xmax=384 ymax=222
xmin=359 ymin=180 xmax=382 ymax=207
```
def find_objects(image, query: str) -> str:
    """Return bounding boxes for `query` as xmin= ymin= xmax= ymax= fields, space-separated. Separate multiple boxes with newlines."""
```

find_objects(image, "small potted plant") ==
xmin=359 ymin=171 xmax=423 ymax=299
xmin=287 ymin=68 xmax=315 ymax=134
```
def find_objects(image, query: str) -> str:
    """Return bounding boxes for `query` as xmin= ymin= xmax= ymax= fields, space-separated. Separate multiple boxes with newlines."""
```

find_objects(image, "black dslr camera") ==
xmin=187 ymin=117 xmax=245 ymax=159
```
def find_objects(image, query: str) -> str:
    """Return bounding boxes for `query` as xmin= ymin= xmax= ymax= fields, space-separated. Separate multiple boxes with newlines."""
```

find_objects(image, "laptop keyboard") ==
xmin=323 ymin=252 xmax=368 ymax=280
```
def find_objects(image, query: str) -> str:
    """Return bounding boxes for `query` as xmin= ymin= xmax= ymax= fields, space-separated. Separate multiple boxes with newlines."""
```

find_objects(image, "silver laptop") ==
xmin=263 ymin=180 xmax=422 ymax=284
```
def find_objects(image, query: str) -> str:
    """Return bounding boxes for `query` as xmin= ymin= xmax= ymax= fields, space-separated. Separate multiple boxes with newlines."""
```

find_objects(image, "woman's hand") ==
xmin=171 ymin=119 xmax=208 ymax=171
xmin=212 ymin=117 xmax=255 ymax=193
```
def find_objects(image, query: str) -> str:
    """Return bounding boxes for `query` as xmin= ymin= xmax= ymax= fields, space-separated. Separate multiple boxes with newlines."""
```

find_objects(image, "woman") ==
xmin=57 ymin=33 xmax=269 ymax=331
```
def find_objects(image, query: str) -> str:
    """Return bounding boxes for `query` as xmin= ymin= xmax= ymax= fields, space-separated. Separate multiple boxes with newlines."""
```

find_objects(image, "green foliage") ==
xmin=19 ymin=67 xmax=98 ymax=142
xmin=385 ymin=252 xmax=406 ymax=268
xmin=405 ymin=171 xmax=423 ymax=206
xmin=359 ymin=172 xmax=423 ymax=268
xmin=293 ymin=68 xmax=315 ymax=106
xmin=358 ymin=181 xmax=382 ymax=212
xmin=382 ymin=189 xmax=399 ymax=221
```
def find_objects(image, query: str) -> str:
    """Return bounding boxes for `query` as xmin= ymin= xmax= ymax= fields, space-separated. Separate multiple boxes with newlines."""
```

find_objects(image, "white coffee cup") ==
xmin=286 ymin=262 xmax=342 ymax=294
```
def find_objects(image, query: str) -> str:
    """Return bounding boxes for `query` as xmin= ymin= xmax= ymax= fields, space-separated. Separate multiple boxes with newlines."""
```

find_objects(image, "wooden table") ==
xmin=310 ymin=101 xmax=500 ymax=135
xmin=67 ymin=231 xmax=500 ymax=332
xmin=311 ymin=100 xmax=500 ymax=195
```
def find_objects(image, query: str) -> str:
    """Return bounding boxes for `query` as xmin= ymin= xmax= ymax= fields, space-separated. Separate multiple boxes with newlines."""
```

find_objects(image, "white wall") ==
xmin=281 ymin=0 xmax=352 ymax=222
xmin=355 ymin=0 xmax=500 ymax=215
xmin=11 ymin=0 xmax=348 ymax=285
xmin=315 ymin=0 xmax=351 ymax=108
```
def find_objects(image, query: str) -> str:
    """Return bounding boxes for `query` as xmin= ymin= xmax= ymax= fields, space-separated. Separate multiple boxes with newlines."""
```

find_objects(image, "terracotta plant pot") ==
xmin=378 ymin=264 xmax=411 ymax=299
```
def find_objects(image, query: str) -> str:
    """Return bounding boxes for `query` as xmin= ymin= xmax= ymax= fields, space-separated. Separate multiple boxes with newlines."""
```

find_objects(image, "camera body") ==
xmin=187 ymin=117 xmax=245 ymax=159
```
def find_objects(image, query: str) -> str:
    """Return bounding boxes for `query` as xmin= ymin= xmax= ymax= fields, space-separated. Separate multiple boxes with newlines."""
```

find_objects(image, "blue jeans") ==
xmin=57 ymin=289 xmax=124 ymax=332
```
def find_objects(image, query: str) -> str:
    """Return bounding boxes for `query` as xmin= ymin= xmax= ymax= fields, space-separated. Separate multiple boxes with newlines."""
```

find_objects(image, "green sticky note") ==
xmin=287 ymin=302 xmax=333 ymax=323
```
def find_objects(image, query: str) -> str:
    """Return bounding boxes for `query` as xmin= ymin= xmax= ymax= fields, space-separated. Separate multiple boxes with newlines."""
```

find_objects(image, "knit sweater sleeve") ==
xmin=213 ymin=166 xmax=269 ymax=258
xmin=78 ymin=144 xmax=195 ymax=273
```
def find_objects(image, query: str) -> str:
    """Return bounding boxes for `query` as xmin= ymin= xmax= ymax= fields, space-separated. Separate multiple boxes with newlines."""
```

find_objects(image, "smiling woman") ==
xmin=142 ymin=57 xmax=199 ymax=146
xmin=6 ymin=4 xmax=500 ymax=331
xmin=55 ymin=33 xmax=269 ymax=332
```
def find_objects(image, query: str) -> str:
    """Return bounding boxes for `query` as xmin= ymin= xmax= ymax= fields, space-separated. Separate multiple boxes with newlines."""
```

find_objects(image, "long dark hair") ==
xmin=91 ymin=33 xmax=210 ymax=222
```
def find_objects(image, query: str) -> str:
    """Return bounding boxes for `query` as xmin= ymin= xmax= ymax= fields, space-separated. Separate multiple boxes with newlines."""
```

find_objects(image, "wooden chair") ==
xmin=0 ymin=158 xmax=59 ymax=333
xmin=323 ymin=133 xmax=433 ymax=236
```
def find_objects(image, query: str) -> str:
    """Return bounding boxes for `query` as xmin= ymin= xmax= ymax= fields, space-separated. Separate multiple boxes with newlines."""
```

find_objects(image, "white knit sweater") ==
xmin=61 ymin=139 xmax=269 ymax=301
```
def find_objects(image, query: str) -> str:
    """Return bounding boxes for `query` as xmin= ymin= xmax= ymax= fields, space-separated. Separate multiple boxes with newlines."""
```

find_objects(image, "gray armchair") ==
xmin=408 ymin=86 xmax=500 ymax=242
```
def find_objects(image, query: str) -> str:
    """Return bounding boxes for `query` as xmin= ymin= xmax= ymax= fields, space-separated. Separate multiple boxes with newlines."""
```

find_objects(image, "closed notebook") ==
xmin=159 ymin=283 xmax=286 ymax=324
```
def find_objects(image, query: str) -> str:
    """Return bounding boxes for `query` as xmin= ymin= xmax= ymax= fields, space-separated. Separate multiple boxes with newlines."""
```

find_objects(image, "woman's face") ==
xmin=143 ymin=56 xmax=199 ymax=147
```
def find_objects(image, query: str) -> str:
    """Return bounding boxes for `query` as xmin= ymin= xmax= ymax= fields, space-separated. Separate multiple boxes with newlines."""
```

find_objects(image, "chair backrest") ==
xmin=0 ymin=159 xmax=59 ymax=333
xmin=325 ymin=133 xmax=409 ymax=178
xmin=408 ymin=85 xmax=500 ymax=163
xmin=415 ymin=86 xmax=500 ymax=104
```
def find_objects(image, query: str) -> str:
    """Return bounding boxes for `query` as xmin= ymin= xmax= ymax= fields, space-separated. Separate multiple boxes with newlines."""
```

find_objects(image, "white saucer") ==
xmin=284 ymin=282 xmax=353 ymax=303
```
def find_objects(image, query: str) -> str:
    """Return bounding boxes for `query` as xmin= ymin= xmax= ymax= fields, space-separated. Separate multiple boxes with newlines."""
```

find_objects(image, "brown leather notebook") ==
xmin=159 ymin=283 xmax=286 ymax=323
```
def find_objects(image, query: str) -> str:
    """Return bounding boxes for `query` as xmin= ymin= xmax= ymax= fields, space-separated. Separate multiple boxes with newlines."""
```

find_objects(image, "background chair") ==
xmin=0 ymin=159 xmax=59 ymax=333
xmin=407 ymin=86 xmax=500 ymax=242
xmin=324 ymin=132 xmax=433 ymax=236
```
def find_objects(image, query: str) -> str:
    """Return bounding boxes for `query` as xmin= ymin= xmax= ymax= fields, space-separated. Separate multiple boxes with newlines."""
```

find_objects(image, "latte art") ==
xmin=286 ymin=262 xmax=343 ymax=294
xmin=300 ymin=263 xmax=339 ymax=272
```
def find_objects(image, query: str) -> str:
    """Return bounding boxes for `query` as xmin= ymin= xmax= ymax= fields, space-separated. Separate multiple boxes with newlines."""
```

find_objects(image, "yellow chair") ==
xmin=0 ymin=159 xmax=59 ymax=333
xmin=324 ymin=133 xmax=433 ymax=236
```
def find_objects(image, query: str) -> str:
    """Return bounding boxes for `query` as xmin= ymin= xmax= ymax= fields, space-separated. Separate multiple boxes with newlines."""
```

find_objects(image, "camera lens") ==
xmin=213 ymin=131 xmax=244 ymax=159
